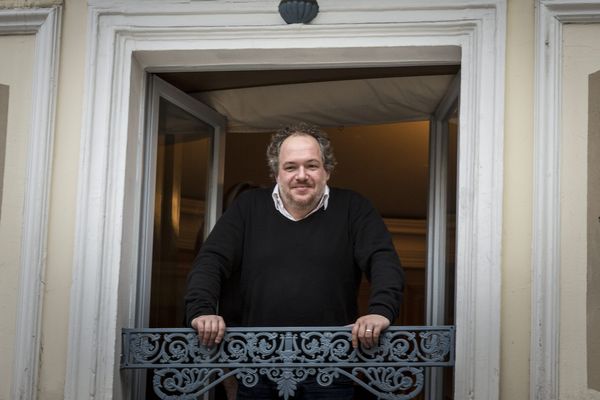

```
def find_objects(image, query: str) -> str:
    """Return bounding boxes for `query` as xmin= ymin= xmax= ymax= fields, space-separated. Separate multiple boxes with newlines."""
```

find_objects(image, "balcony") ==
xmin=121 ymin=325 xmax=454 ymax=399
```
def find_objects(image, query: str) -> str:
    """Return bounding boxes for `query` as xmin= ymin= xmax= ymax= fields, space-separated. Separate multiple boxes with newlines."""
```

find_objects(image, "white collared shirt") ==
xmin=272 ymin=184 xmax=330 ymax=221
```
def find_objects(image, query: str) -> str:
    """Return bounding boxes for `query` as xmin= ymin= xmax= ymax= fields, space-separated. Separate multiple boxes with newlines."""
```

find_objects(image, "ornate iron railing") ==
xmin=121 ymin=326 xmax=454 ymax=399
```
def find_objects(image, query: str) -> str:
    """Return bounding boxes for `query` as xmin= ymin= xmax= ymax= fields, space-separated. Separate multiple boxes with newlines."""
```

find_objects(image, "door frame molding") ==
xmin=532 ymin=1 xmax=600 ymax=399
xmin=66 ymin=1 xmax=506 ymax=399
xmin=0 ymin=7 xmax=62 ymax=400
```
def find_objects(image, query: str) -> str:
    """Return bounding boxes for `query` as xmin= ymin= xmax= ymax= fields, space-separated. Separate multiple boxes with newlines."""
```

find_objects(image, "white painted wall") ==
xmin=560 ymin=23 xmax=600 ymax=400
xmin=0 ymin=34 xmax=35 ymax=400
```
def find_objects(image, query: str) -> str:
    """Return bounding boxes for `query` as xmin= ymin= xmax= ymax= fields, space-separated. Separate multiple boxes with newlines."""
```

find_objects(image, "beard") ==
xmin=280 ymin=184 xmax=325 ymax=215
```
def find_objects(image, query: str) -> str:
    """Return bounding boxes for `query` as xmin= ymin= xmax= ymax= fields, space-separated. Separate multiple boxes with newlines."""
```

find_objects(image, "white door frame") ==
xmin=0 ymin=7 xmax=62 ymax=400
xmin=66 ymin=1 xmax=506 ymax=399
xmin=532 ymin=1 xmax=600 ymax=399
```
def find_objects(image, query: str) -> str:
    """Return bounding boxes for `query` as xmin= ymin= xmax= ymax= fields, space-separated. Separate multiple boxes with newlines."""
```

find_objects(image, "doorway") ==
xmin=140 ymin=69 xmax=459 ymax=399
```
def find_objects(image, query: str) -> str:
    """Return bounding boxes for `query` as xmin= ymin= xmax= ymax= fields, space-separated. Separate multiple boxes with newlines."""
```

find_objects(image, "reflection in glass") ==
xmin=150 ymin=99 xmax=213 ymax=328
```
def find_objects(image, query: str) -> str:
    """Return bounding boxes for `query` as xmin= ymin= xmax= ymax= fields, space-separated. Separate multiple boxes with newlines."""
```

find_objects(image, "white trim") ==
xmin=532 ymin=2 xmax=600 ymax=399
xmin=66 ymin=2 xmax=506 ymax=399
xmin=0 ymin=6 xmax=62 ymax=400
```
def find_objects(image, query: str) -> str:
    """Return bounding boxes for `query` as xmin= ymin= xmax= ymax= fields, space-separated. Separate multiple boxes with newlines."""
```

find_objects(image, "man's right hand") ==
xmin=191 ymin=315 xmax=226 ymax=347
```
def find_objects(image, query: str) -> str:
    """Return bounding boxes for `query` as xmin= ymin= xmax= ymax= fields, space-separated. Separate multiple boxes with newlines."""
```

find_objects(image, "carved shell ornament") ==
xmin=279 ymin=0 xmax=320 ymax=24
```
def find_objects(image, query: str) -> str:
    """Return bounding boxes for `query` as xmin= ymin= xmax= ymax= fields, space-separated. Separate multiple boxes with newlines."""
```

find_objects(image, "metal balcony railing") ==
xmin=121 ymin=326 xmax=454 ymax=400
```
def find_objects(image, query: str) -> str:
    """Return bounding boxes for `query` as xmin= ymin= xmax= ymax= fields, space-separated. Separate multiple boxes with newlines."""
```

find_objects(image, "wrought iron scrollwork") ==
xmin=121 ymin=326 xmax=454 ymax=399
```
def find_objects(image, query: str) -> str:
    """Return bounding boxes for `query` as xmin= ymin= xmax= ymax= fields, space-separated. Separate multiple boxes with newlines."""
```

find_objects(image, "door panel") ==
xmin=136 ymin=75 xmax=226 ymax=400
xmin=139 ymin=76 xmax=226 ymax=328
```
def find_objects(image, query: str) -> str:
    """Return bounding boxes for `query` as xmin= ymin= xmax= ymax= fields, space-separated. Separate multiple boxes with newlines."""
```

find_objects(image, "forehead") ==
xmin=279 ymin=134 xmax=322 ymax=162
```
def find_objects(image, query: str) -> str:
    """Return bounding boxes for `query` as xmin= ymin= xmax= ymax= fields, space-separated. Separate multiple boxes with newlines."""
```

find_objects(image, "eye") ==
xmin=284 ymin=165 xmax=295 ymax=172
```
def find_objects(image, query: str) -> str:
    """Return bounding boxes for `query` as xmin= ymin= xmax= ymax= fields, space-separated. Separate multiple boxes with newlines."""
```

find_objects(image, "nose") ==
xmin=296 ymin=166 xmax=307 ymax=180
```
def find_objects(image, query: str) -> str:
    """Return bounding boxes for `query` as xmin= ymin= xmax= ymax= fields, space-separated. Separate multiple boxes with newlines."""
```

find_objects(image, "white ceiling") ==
xmin=191 ymin=74 xmax=456 ymax=132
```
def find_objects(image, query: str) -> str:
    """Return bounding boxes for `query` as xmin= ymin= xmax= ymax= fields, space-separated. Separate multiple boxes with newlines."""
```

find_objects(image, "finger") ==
xmin=364 ymin=326 xmax=373 ymax=348
xmin=357 ymin=323 xmax=367 ymax=348
xmin=204 ymin=319 xmax=215 ymax=347
xmin=202 ymin=319 xmax=211 ymax=346
xmin=372 ymin=325 xmax=382 ymax=346
xmin=191 ymin=317 xmax=201 ymax=335
xmin=215 ymin=318 xmax=226 ymax=344
xmin=197 ymin=318 xmax=207 ymax=345
xmin=207 ymin=318 xmax=219 ymax=346
xmin=194 ymin=316 xmax=206 ymax=336
xmin=351 ymin=322 xmax=359 ymax=348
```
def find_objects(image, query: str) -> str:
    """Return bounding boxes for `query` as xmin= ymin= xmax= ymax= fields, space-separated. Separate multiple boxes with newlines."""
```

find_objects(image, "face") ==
xmin=276 ymin=134 xmax=330 ymax=217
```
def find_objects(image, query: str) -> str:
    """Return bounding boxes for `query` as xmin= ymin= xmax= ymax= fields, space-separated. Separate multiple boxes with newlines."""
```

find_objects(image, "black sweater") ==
xmin=185 ymin=187 xmax=404 ymax=327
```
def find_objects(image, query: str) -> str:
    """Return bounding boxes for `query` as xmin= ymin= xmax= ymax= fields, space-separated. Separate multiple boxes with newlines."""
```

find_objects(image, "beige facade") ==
xmin=502 ymin=0 xmax=534 ymax=397
xmin=0 ymin=33 xmax=35 ymax=400
xmin=560 ymin=24 xmax=600 ymax=399
xmin=1 ymin=0 xmax=599 ymax=399
xmin=38 ymin=1 xmax=85 ymax=397
xmin=589 ymin=70 xmax=600 ymax=393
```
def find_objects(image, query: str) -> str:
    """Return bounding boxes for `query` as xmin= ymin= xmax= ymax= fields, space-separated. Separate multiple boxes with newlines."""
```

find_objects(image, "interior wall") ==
xmin=589 ymin=69 xmax=600 ymax=392
xmin=561 ymin=23 xmax=600 ymax=399
xmin=222 ymin=121 xmax=430 ymax=219
xmin=39 ymin=0 xmax=86 ymax=397
xmin=0 ymin=34 xmax=35 ymax=400
xmin=327 ymin=122 xmax=429 ymax=219
xmin=501 ymin=0 xmax=534 ymax=398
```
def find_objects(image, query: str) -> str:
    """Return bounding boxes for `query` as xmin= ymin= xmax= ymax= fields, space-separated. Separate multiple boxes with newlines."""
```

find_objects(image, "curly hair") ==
xmin=266 ymin=122 xmax=337 ymax=179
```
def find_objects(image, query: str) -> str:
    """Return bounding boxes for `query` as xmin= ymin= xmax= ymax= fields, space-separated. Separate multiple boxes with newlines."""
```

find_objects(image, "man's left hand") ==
xmin=351 ymin=314 xmax=390 ymax=349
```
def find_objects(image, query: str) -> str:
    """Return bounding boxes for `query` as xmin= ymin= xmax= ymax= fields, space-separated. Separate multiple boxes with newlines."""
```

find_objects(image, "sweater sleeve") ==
xmin=350 ymin=193 xmax=405 ymax=323
xmin=184 ymin=195 xmax=246 ymax=327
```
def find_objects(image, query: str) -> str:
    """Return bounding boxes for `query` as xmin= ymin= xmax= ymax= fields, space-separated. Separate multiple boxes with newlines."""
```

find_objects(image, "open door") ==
xmin=133 ymin=70 xmax=459 ymax=400
xmin=425 ymin=73 xmax=460 ymax=399
xmin=135 ymin=75 xmax=226 ymax=399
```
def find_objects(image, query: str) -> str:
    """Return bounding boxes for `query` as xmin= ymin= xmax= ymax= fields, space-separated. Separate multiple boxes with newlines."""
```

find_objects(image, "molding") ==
xmin=66 ymin=1 xmax=506 ymax=399
xmin=532 ymin=2 xmax=600 ymax=400
xmin=0 ymin=6 xmax=62 ymax=400
xmin=383 ymin=218 xmax=427 ymax=236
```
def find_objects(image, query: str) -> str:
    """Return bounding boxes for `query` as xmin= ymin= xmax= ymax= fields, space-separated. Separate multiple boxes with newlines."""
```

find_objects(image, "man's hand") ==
xmin=351 ymin=314 xmax=390 ymax=349
xmin=191 ymin=315 xmax=226 ymax=347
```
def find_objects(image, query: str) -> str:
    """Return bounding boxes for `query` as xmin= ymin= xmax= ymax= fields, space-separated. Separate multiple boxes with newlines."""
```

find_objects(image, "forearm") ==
xmin=368 ymin=252 xmax=405 ymax=323
xmin=184 ymin=262 xmax=223 ymax=326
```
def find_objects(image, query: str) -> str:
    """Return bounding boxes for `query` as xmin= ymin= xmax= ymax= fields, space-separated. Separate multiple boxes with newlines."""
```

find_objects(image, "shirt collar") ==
xmin=272 ymin=184 xmax=330 ymax=221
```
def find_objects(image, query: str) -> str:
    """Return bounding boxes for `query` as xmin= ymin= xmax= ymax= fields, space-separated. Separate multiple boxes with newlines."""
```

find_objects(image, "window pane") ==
xmin=150 ymin=99 xmax=213 ymax=328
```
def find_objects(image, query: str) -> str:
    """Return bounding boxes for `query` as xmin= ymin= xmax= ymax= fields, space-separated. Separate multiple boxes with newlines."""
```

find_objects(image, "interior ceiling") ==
xmin=157 ymin=65 xmax=460 ymax=92
xmin=158 ymin=65 xmax=460 ymax=133
xmin=161 ymin=65 xmax=460 ymax=218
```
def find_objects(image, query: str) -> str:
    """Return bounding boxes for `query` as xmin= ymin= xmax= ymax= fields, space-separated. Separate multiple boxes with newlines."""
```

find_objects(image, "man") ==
xmin=185 ymin=123 xmax=404 ymax=399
